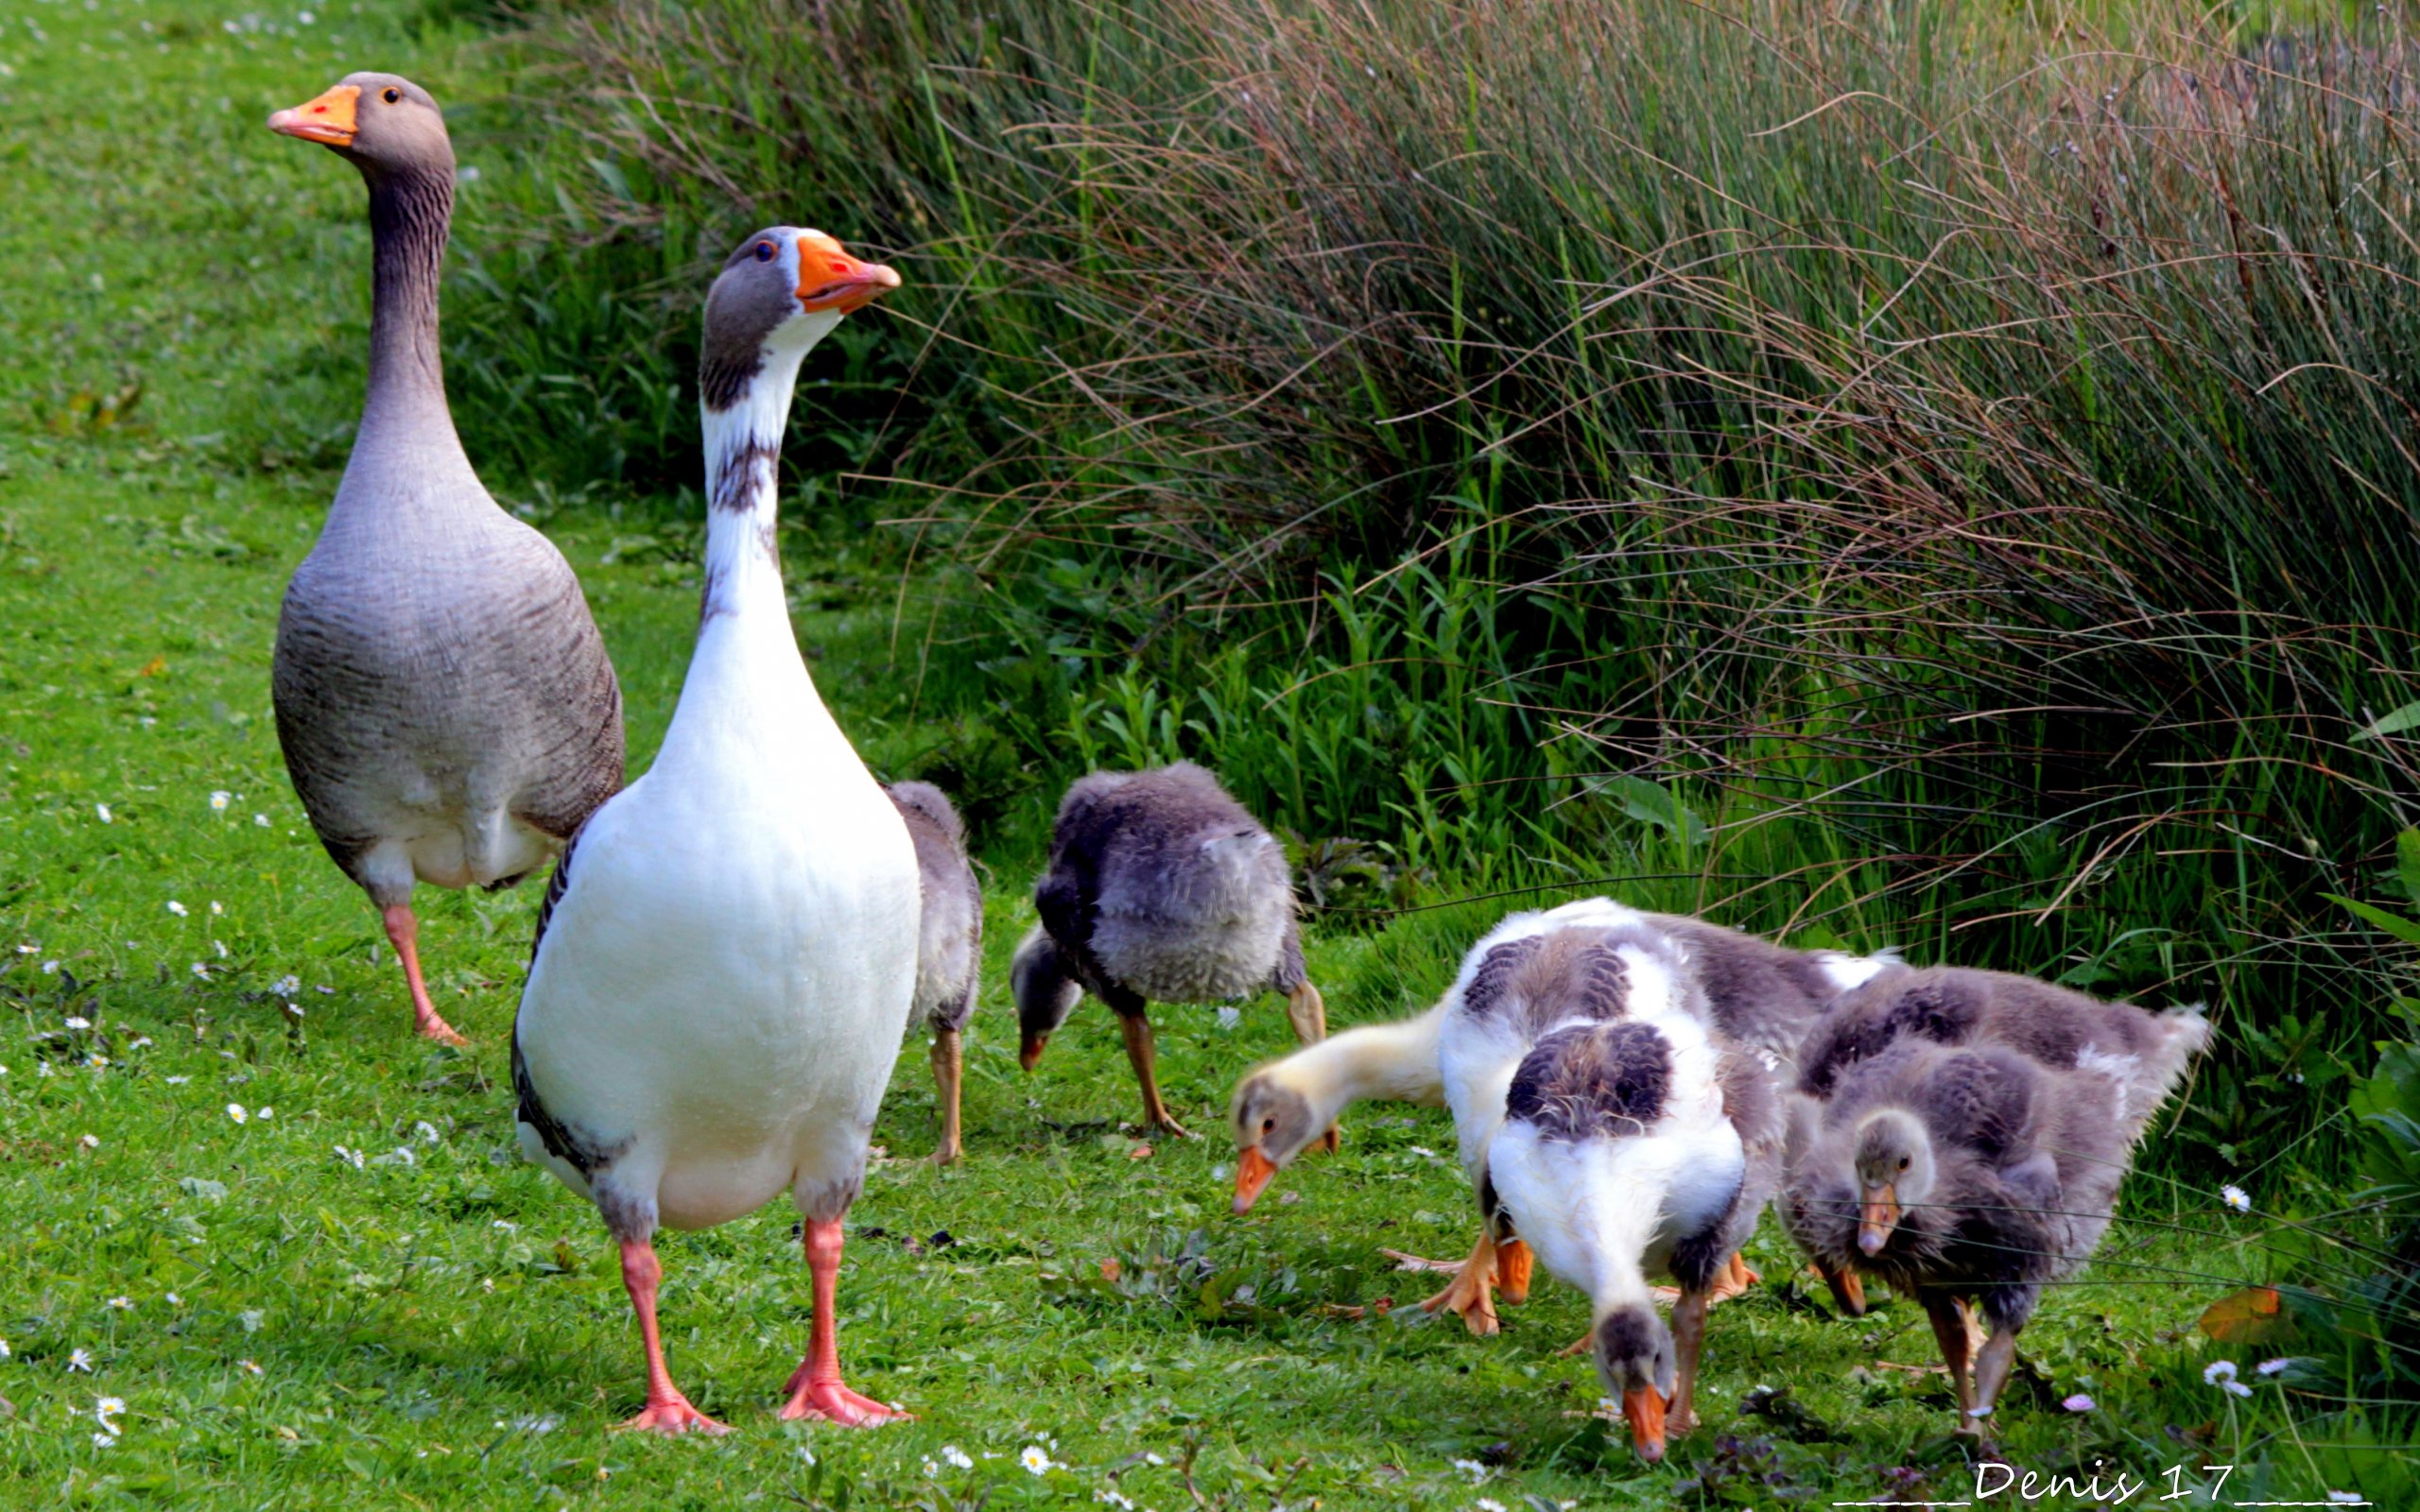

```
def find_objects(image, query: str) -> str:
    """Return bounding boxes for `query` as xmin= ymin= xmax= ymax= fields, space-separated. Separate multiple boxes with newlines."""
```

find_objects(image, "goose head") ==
xmin=701 ymin=227 xmax=898 ymax=398
xmin=1227 ymin=1065 xmax=1334 ymax=1213
xmin=1850 ymin=1107 xmax=1935 ymax=1255
xmin=1591 ymin=1301 xmax=1678 ymax=1463
xmin=1011 ymin=925 xmax=1084 ymax=1071
xmin=268 ymin=72 xmax=451 ymax=179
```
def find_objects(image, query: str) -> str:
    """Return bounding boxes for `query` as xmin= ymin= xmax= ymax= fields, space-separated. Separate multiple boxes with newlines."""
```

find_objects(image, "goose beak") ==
xmin=1231 ymin=1146 xmax=1279 ymax=1214
xmin=1017 ymin=1031 xmax=1048 ymax=1072
xmin=1858 ymin=1183 xmax=1900 ymax=1255
xmin=796 ymin=235 xmax=901 ymax=314
xmin=268 ymin=84 xmax=360 ymax=147
xmin=1621 ymin=1386 xmax=1668 ymax=1462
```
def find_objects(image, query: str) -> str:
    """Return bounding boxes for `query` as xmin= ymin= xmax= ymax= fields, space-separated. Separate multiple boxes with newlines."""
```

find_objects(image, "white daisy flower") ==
xmin=271 ymin=974 xmax=300 ymax=998
xmin=130 ymin=1037 xmax=151 ymax=1049
xmin=2221 ymin=1184 xmax=2251 ymax=1213
xmin=13 ymin=944 xmax=35 ymax=954
xmin=214 ymin=940 xmax=228 ymax=959
xmin=1020 ymin=1445 xmax=1053 ymax=1474
xmin=2257 ymin=1357 xmax=2292 ymax=1376
xmin=42 ymin=960 xmax=59 ymax=973
xmin=226 ymin=1104 xmax=248 ymax=1125
xmin=92 ymin=1431 xmax=117 ymax=1449
xmin=209 ymin=902 xmax=222 ymax=917
xmin=78 ymin=1134 xmax=98 ymax=1150
xmin=190 ymin=963 xmax=209 ymax=980
xmin=164 ymin=1294 xmax=180 ymax=1306
xmin=105 ymin=1297 xmax=131 ymax=1311
xmin=257 ymin=1107 xmax=274 ymax=1120
xmin=238 ymin=1359 xmax=263 ymax=1376
xmin=2204 ymin=1359 xmax=2253 ymax=1398
xmin=942 ymin=1444 xmax=973 ymax=1469
xmin=0 ymin=1338 xmax=10 ymax=1358
xmin=921 ymin=1458 xmax=940 ymax=1479
xmin=414 ymin=1120 xmax=441 ymax=1144
xmin=1477 ymin=1500 xmax=1509 ymax=1512
xmin=164 ymin=1075 xmax=189 ymax=1085
xmin=253 ymin=815 xmax=268 ymax=827
xmin=1098 ymin=1492 xmax=1134 ymax=1510
xmin=209 ymin=791 xmax=231 ymax=812
xmin=95 ymin=803 xmax=112 ymax=823
xmin=64 ymin=1016 xmax=92 ymax=1031
xmin=95 ymin=1396 xmax=125 ymax=1430
xmin=1453 ymin=1459 xmax=1490 ymax=1483
xmin=166 ymin=901 xmax=187 ymax=917
xmin=68 ymin=1348 xmax=94 ymax=1372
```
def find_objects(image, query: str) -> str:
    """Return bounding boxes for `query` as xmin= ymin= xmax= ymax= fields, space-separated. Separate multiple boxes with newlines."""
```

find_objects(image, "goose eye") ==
xmin=1262 ymin=1117 xmax=1276 ymax=1135
xmin=753 ymin=241 xmax=775 ymax=264
xmin=382 ymin=87 xmax=401 ymax=104
xmin=1897 ymin=1155 xmax=1910 ymax=1171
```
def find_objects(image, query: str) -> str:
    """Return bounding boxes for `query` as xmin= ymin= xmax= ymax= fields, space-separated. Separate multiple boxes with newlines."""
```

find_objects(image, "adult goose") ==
xmin=1012 ymin=763 xmax=1322 ymax=1137
xmin=1228 ymin=905 xmax=1889 ymax=1217
xmin=512 ymin=227 xmax=912 ymax=1434
xmin=1778 ymin=967 xmax=2208 ymax=1433
xmin=889 ymin=781 xmax=982 ymax=1165
xmin=267 ymin=75 xmax=623 ymax=1044
xmin=1472 ymin=919 xmax=1787 ymax=1463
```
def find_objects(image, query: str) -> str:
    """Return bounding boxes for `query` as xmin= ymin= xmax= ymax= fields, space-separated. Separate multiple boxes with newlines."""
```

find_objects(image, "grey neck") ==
xmin=359 ymin=163 xmax=456 ymax=444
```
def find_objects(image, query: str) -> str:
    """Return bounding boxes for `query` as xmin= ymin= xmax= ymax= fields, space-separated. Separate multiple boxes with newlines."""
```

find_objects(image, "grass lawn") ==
xmin=0 ymin=1 xmax=2398 ymax=1507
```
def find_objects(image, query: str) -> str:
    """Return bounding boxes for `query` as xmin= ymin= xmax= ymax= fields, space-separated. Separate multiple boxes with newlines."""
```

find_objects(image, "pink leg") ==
xmin=380 ymin=903 xmax=468 ymax=1045
xmin=614 ymin=1238 xmax=727 ymax=1435
xmin=780 ymin=1218 xmax=910 ymax=1424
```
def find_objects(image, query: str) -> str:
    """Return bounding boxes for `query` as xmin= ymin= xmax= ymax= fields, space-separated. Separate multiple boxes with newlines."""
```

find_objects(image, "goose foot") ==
xmin=779 ymin=1378 xmax=909 ymax=1427
xmin=1401 ymin=1235 xmax=1500 ymax=1336
xmin=779 ymin=1217 xmax=911 ymax=1427
xmin=618 ymin=1397 xmax=729 ymax=1435
xmin=1817 ymin=1263 xmax=1867 ymax=1316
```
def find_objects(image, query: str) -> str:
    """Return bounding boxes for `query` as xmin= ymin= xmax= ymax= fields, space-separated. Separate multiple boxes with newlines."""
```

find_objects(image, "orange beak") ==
xmin=1622 ymin=1385 xmax=1668 ymax=1462
xmin=795 ymin=232 xmax=901 ymax=314
xmin=268 ymin=84 xmax=360 ymax=147
xmin=1231 ymin=1145 xmax=1279 ymax=1214
xmin=1858 ymin=1182 xmax=1900 ymax=1256
xmin=1018 ymin=1032 xmax=1048 ymax=1073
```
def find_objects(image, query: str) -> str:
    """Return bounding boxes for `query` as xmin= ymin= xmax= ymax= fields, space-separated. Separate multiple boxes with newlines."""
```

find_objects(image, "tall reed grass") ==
xmin=450 ymin=0 xmax=2420 ymax=1165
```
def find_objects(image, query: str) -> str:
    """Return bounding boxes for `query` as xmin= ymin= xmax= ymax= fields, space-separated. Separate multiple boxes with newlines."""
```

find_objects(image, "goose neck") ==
xmin=360 ymin=163 xmax=456 ymax=440
xmin=699 ymin=352 xmax=807 ymax=628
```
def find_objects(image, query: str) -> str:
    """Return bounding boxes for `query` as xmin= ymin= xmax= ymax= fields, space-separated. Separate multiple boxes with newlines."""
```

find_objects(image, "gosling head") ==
xmin=1226 ymin=1067 xmax=1337 ymax=1214
xmin=1851 ymin=1108 xmax=1935 ymax=1257
xmin=1591 ymin=1302 xmax=1678 ymax=1463
xmin=1011 ymin=926 xmax=1083 ymax=1072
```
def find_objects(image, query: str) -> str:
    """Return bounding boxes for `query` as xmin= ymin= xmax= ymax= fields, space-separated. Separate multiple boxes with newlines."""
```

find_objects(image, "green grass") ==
xmin=0 ymin=0 xmax=2410 ymax=1506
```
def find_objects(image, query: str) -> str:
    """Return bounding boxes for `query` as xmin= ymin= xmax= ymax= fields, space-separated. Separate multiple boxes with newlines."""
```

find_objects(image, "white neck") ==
xmin=1584 ymin=1168 xmax=1666 ymax=1314
xmin=1278 ymin=998 xmax=1449 ymax=1119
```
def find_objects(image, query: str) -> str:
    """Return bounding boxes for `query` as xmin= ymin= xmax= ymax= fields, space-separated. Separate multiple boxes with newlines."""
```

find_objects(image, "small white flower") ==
xmin=209 ymin=791 xmax=231 ymax=812
xmin=1453 ymin=1458 xmax=1490 ymax=1483
xmin=1098 ymin=1492 xmax=1135 ymax=1510
xmin=166 ymin=901 xmax=187 ymax=917
xmin=2221 ymin=1184 xmax=2251 ymax=1213
xmin=226 ymin=1104 xmax=248 ymax=1125
xmin=190 ymin=963 xmax=209 ymax=980
xmin=95 ymin=803 xmax=112 ymax=823
xmin=79 ymin=1134 xmax=98 ymax=1150
xmin=14 ymin=944 xmax=35 ymax=954
xmin=2062 ymin=1393 xmax=2095 ymax=1411
xmin=271 ymin=974 xmax=300 ymax=998
xmin=253 ymin=814 xmax=268 ymax=827
xmin=1020 ymin=1445 xmax=1053 ymax=1475
xmin=0 ymin=1338 xmax=10 ymax=1358
xmin=214 ymin=940 xmax=228 ymax=958
xmin=1215 ymin=1005 xmax=1241 ymax=1030
xmin=2204 ymin=1359 xmax=2253 ymax=1398
xmin=209 ymin=901 xmax=222 ymax=917
xmin=95 ymin=1396 xmax=125 ymax=1430
xmin=238 ymin=1358 xmax=263 ymax=1376
xmin=2257 ymin=1357 xmax=2292 ymax=1376
xmin=105 ymin=1297 xmax=131 ymax=1312
xmin=92 ymin=1431 xmax=117 ymax=1449
xmin=333 ymin=1145 xmax=365 ymax=1170
xmin=922 ymin=1457 xmax=940 ymax=1479
xmin=796 ymin=1446 xmax=816 ymax=1467
xmin=256 ymin=1107 xmax=274 ymax=1120
xmin=1143 ymin=1452 xmax=1165 ymax=1466
xmin=130 ymin=1036 xmax=151 ymax=1049
xmin=414 ymin=1120 xmax=441 ymax=1144
xmin=68 ymin=1348 xmax=94 ymax=1372
xmin=42 ymin=960 xmax=59 ymax=973
xmin=1477 ymin=1500 xmax=1509 ymax=1512
xmin=1408 ymin=1144 xmax=1437 ymax=1158
xmin=297 ymin=9 xmax=314 ymax=21
xmin=942 ymin=1444 xmax=973 ymax=1469
xmin=164 ymin=1294 xmax=181 ymax=1306
xmin=64 ymin=1015 xmax=92 ymax=1030
xmin=165 ymin=1075 xmax=189 ymax=1085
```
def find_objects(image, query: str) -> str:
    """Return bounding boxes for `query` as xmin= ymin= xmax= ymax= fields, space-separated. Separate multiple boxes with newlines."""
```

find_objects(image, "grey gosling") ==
xmin=1013 ymin=763 xmax=1322 ymax=1137
xmin=268 ymin=75 xmax=623 ymax=1044
xmin=889 ymin=782 xmax=982 ymax=1164
xmin=1778 ymin=966 xmax=2209 ymax=1435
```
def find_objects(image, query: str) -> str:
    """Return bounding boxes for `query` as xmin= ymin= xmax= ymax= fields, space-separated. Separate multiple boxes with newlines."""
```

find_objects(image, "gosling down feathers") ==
xmin=267 ymin=75 xmax=623 ymax=1044
xmin=1012 ymin=763 xmax=1323 ymax=1137
xmin=1450 ymin=914 xmax=1785 ymax=1462
xmin=1227 ymin=901 xmax=1891 ymax=1215
xmin=889 ymin=781 xmax=983 ymax=1165
xmin=1778 ymin=966 xmax=2210 ymax=1434
xmin=512 ymin=228 xmax=913 ymax=1434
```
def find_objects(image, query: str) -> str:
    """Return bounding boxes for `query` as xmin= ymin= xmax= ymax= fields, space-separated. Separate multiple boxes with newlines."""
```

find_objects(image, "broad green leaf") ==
xmin=2325 ymin=893 xmax=2420 ymax=947
xmin=2353 ymin=698 xmax=2420 ymax=740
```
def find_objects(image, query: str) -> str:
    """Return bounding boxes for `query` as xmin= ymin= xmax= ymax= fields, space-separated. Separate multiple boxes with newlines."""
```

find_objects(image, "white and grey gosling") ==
xmin=889 ymin=781 xmax=982 ymax=1164
xmin=268 ymin=76 xmax=624 ymax=1044
xmin=1012 ymin=762 xmax=1323 ymax=1137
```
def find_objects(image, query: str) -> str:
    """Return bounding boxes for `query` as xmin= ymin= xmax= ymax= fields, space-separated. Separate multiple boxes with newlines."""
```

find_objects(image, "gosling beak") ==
xmin=1319 ymin=1124 xmax=1341 ymax=1155
xmin=1621 ymin=1385 xmax=1668 ymax=1462
xmin=268 ymin=83 xmax=360 ymax=147
xmin=1018 ymin=1032 xmax=1048 ymax=1073
xmin=1231 ymin=1145 xmax=1280 ymax=1214
xmin=796 ymin=236 xmax=901 ymax=314
xmin=1858 ymin=1182 xmax=1900 ymax=1256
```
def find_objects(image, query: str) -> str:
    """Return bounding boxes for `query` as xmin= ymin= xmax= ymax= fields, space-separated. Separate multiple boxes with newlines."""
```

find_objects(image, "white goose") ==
xmin=512 ymin=227 xmax=914 ymax=1435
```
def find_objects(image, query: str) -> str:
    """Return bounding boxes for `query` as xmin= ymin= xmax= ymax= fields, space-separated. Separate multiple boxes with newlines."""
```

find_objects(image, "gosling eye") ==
xmin=1262 ymin=1117 xmax=1276 ymax=1135
xmin=1897 ymin=1155 xmax=1911 ymax=1171
xmin=753 ymin=241 xmax=776 ymax=264
xmin=382 ymin=87 xmax=401 ymax=104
